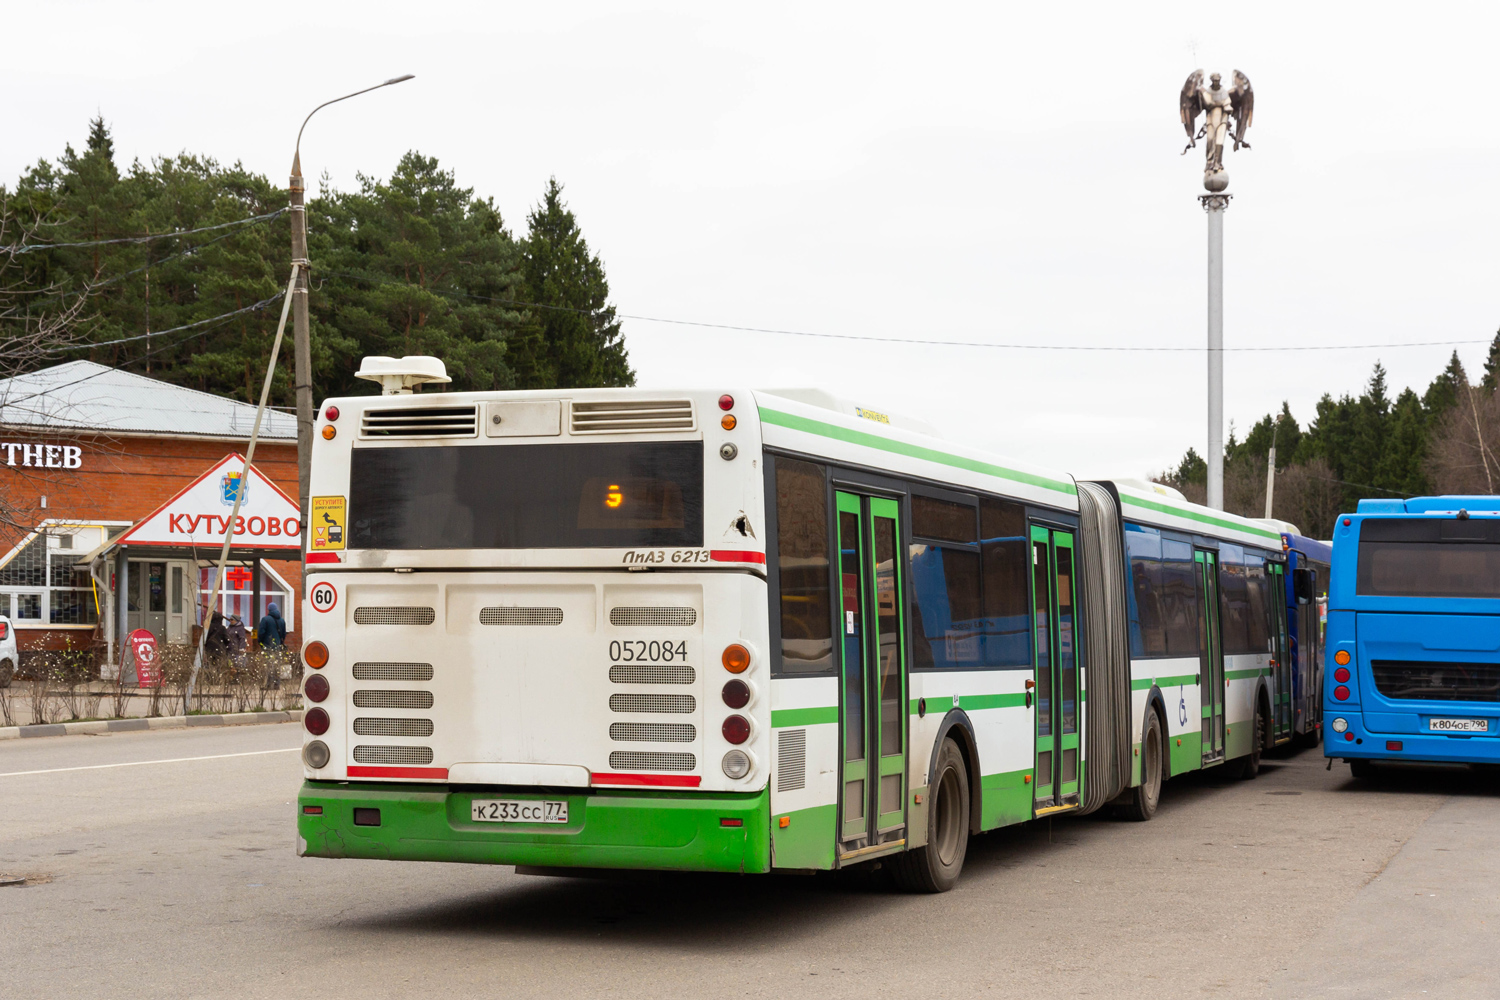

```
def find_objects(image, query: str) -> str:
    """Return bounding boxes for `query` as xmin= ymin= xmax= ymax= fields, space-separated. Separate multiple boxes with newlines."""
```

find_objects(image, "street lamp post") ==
xmin=288 ymin=75 xmax=414 ymax=552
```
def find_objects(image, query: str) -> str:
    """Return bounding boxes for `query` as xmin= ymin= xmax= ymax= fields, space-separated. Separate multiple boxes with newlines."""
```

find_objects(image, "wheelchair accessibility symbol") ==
xmin=1178 ymin=686 xmax=1188 ymax=727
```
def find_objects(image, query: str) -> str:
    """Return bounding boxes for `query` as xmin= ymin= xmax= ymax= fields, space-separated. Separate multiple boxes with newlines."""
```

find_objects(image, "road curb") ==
xmin=0 ymin=710 xmax=303 ymax=741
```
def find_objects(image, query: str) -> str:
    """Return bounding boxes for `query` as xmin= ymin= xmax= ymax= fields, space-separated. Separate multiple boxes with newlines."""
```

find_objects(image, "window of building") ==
xmin=0 ymin=524 xmax=116 ymax=626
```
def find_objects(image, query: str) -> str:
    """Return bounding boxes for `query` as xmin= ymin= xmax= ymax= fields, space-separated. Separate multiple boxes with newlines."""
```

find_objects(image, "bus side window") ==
xmin=774 ymin=458 xmax=834 ymax=674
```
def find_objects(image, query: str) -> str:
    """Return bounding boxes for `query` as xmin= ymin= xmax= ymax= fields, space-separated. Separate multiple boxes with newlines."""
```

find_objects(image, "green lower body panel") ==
xmin=298 ymin=781 xmax=771 ymax=874
xmin=1169 ymin=730 xmax=1202 ymax=776
xmin=770 ymin=803 xmax=836 ymax=869
xmin=1225 ymin=719 xmax=1254 ymax=761
xmin=979 ymin=768 xmax=1033 ymax=830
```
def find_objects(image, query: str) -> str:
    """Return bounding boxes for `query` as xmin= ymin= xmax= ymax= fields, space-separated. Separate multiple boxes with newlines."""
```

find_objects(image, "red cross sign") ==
xmin=225 ymin=567 xmax=253 ymax=590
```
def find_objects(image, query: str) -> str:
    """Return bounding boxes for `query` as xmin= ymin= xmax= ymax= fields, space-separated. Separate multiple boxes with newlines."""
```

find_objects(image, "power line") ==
xmin=320 ymin=270 xmax=1493 ymax=355
xmin=5 ymin=209 xmax=286 ymax=255
xmin=73 ymin=293 xmax=283 ymax=350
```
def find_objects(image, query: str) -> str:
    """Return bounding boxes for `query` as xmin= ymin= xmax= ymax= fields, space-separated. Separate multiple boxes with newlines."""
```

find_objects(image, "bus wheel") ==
xmin=892 ymin=738 xmax=969 ymax=893
xmin=1123 ymin=710 xmax=1163 ymax=821
xmin=1349 ymin=758 xmax=1375 ymax=780
xmin=1233 ymin=703 xmax=1265 ymax=780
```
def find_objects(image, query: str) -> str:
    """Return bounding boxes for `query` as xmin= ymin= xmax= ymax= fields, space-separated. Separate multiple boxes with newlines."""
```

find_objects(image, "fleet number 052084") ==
xmin=610 ymin=640 xmax=688 ymax=662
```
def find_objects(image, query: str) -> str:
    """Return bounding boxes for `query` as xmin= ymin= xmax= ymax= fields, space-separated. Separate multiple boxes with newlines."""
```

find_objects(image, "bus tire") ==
xmin=1349 ymin=758 xmax=1375 ymax=780
xmin=1232 ymin=702 xmax=1265 ymax=780
xmin=892 ymin=738 xmax=969 ymax=893
xmin=1122 ymin=709 xmax=1163 ymax=822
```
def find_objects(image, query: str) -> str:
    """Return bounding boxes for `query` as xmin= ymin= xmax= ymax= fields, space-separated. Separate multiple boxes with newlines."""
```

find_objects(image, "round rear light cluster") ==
xmin=1333 ymin=685 xmax=1350 ymax=701
xmin=324 ymin=405 xmax=340 ymax=421
xmin=1331 ymin=717 xmax=1348 ymax=733
xmin=1334 ymin=649 xmax=1351 ymax=666
xmin=722 ymin=749 xmax=751 ymax=779
xmin=722 ymin=679 xmax=750 ymax=709
xmin=304 ymin=673 xmax=330 ymax=703
xmin=718 ymin=394 xmax=734 ymax=411
xmin=722 ymin=715 xmax=751 ymax=744
xmin=303 ymin=740 xmax=330 ymax=769
xmin=722 ymin=644 xmax=750 ymax=673
xmin=304 ymin=641 xmax=329 ymax=669
xmin=1334 ymin=667 xmax=1350 ymax=683
xmin=304 ymin=707 xmax=330 ymax=736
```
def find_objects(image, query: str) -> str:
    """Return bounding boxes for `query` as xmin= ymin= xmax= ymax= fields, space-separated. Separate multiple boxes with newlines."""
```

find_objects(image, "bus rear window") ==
xmin=1357 ymin=542 xmax=1500 ymax=598
xmin=348 ymin=442 xmax=703 ymax=549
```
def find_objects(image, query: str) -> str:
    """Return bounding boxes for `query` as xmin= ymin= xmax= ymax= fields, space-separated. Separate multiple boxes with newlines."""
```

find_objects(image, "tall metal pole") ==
xmin=1202 ymin=193 xmax=1230 ymax=510
xmin=288 ymin=75 xmax=415 ymax=558
xmin=289 ymin=160 xmax=312 ymax=554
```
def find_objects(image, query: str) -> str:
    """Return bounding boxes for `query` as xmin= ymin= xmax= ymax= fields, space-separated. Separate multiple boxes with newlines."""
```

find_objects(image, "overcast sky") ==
xmin=8 ymin=1 xmax=1500 ymax=479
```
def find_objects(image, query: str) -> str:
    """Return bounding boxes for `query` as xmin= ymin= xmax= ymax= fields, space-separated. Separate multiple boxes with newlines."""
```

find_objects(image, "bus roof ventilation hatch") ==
xmin=355 ymin=355 xmax=451 ymax=395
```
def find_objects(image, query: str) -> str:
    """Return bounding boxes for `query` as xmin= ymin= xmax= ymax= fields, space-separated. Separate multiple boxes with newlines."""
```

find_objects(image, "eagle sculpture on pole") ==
xmin=1180 ymin=69 xmax=1253 ymax=191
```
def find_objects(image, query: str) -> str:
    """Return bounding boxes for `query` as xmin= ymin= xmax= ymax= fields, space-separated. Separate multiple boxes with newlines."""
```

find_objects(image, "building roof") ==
xmin=0 ymin=361 xmax=296 ymax=441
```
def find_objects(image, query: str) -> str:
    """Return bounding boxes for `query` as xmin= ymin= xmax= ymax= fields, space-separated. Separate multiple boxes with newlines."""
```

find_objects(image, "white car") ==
xmin=0 ymin=615 xmax=15 ymax=687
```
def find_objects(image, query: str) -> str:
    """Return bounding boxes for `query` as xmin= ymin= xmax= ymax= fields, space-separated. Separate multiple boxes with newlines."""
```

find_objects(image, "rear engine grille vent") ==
xmin=354 ymin=607 xmax=436 ymax=626
xmin=570 ymin=399 xmax=694 ymax=434
xmin=608 ymin=751 xmax=696 ymax=772
xmin=609 ymin=664 xmax=696 ymax=685
xmin=361 ymin=405 xmax=477 ymax=438
xmin=609 ymin=693 xmax=696 ymax=714
xmin=352 ymin=662 xmax=434 ymax=682
xmin=609 ymin=606 xmax=697 ymax=627
xmin=609 ymin=722 xmax=697 ymax=742
xmin=353 ymin=690 xmax=434 ymax=710
xmin=353 ymin=745 xmax=435 ymax=765
xmin=354 ymin=717 xmax=435 ymax=737
xmin=1370 ymin=660 xmax=1500 ymax=702
xmin=777 ymin=729 xmax=807 ymax=792
xmin=480 ymin=606 xmax=564 ymax=626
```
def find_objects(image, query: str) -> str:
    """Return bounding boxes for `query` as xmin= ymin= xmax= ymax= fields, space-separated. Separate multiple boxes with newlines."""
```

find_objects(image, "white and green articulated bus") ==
xmin=296 ymin=361 xmax=1290 ymax=891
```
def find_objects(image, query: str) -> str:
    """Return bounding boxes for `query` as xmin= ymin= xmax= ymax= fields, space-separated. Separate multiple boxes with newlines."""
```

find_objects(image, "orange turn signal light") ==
xmin=722 ymin=643 xmax=751 ymax=673
xmin=321 ymin=425 xmax=336 ymax=440
xmin=1334 ymin=649 xmax=1351 ymax=666
xmin=721 ymin=414 xmax=737 ymax=430
xmin=304 ymin=641 xmax=329 ymax=669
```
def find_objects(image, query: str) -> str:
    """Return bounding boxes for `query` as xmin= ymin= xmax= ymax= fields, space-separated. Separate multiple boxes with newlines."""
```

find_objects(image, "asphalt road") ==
xmin=2 ymin=726 xmax=1496 ymax=999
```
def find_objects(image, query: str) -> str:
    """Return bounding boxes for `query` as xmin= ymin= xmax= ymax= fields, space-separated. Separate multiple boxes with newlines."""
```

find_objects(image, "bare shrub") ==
xmin=1426 ymin=384 xmax=1500 ymax=494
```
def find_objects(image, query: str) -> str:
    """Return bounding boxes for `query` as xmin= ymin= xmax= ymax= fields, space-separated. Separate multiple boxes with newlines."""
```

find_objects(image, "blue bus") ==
xmin=1280 ymin=528 xmax=1331 ymax=747
xmin=1324 ymin=496 xmax=1500 ymax=776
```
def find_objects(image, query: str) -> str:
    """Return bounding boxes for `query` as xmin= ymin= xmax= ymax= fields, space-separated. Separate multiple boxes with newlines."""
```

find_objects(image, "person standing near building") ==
xmin=227 ymin=613 xmax=248 ymax=672
xmin=257 ymin=602 xmax=288 ymax=689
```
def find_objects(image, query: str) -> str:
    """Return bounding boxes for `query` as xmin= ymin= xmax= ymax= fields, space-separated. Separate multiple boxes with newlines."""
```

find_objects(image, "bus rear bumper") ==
xmin=1323 ymin=715 xmax=1500 ymax=765
xmin=296 ymin=781 xmax=771 ymax=874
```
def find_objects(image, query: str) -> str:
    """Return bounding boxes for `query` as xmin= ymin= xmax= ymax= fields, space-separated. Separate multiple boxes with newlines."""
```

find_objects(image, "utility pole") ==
xmin=1263 ymin=422 xmax=1278 ymax=519
xmin=289 ymin=159 xmax=311 ymax=552
xmin=288 ymin=75 xmax=414 ymax=554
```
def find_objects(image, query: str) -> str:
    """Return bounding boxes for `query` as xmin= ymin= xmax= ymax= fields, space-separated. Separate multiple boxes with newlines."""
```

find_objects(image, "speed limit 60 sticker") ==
xmin=309 ymin=581 xmax=338 ymax=613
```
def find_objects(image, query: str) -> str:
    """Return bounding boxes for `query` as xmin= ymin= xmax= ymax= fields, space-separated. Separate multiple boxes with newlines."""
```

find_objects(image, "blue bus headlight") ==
xmin=1331 ymin=717 xmax=1348 ymax=734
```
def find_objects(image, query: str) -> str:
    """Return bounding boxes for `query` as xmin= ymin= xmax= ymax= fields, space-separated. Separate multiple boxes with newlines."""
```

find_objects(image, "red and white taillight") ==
xmin=719 ymin=642 xmax=757 ymax=779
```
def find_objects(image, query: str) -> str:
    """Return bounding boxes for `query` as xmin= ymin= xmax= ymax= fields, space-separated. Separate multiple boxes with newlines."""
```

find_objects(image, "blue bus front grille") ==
xmin=1370 ymin=660 xmax=1500 ymax=703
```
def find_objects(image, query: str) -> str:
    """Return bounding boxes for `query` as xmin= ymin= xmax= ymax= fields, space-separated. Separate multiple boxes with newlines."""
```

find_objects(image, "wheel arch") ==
xmin=927 ymin=708 xmax=982 ymax=834
xmin=1256 ymin=678 xmax=1275 ymax=750
xmin=1141 ymin=685 xmax=1169 ymax=785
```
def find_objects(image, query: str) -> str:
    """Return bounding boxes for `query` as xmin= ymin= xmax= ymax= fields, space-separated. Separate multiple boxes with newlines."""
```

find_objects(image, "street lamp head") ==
xmin=292 ymin=74 xmax=418 ymax=175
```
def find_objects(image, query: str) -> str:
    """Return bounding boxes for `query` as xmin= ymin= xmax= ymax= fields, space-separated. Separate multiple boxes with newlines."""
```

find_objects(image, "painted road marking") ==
xmin=0 ymin=747 xmax=298 ymax=778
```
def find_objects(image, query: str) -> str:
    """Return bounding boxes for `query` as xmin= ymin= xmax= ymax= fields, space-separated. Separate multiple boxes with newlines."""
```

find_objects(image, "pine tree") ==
xmin=1482 ymin=329 xmax=1500 ymax=390
xmin=310 ymin=152 xmax=527 ymax=396
xmin=512 ymin=178 xmax=634 ymax=389
xmin=1424 ymin=351 xmax=1469 ymax=413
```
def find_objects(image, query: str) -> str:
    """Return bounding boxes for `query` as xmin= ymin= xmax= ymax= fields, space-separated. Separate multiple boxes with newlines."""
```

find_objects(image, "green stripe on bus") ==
xmin=1225 ymin=667 xmax=1269 ymax=680
xmin=1120 ymin=494 xmax=1281 ymax=541
xmin=1131 ymin=673 xmax=1197 ymax=690
xmin=759 ymin=407 xmax=1077 ymax=497
xmin=960 ymin=692 xmax=1028 ymax=711
xmin=771 ymin=706 xmax=838 ymax=727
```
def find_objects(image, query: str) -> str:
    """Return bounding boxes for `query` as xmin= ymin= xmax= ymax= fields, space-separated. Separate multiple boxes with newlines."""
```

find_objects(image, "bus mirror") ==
xmin=1293 ymin=568 xmax=1315 ymax=605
